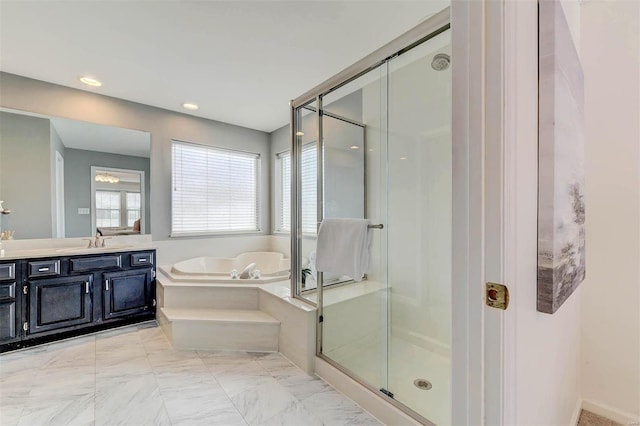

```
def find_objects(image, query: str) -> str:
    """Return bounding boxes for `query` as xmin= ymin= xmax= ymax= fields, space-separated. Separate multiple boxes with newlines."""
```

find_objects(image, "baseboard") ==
xmin=582 ymin=399 xmax=640 ymax=425
xmin=571 ymin=397 xmax=583 ymax=425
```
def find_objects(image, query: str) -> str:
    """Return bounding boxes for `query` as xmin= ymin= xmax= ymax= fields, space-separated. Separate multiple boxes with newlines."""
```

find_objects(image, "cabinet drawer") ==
xmin=70 ymin=255 xmax=121 ymax=272
xmin=131 ymin=252 xmax=154 ymax=267
xmin=0 ymin=282 xmax=16 ymax=300
xmin=0 ymin=263 xmax=15 ymax=281
xmin=28 ymin=260 xmax=60 ymax=278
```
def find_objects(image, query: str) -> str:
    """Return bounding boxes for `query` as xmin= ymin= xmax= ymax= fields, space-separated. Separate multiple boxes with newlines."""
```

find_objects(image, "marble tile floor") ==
xmin=0 ymin=323 xmax=382 ymax=426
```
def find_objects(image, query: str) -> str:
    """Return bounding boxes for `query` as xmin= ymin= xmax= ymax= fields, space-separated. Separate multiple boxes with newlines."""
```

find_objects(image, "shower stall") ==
xmin=290 ymin=9 xmax=452 ymax=425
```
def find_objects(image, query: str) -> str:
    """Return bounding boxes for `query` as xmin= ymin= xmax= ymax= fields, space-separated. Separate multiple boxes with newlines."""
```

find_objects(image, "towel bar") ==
xmin=368 ymin=224 xmax=384 ymax=229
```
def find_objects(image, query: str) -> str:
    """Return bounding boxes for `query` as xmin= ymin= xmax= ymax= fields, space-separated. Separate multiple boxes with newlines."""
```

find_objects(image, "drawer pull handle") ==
xmin=38 ymin=267 xmax=50 ymax=272
xmin=139 ymin=258 xmax=147 ymax=262
xmin=85 ymin=282 xmax=90 ymax=294
xmin=105 ymin=280 xmax=109 ymax=291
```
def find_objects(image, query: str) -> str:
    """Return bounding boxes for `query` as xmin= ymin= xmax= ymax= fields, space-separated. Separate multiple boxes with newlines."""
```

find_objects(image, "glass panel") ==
xmin=387 ymin=29 xmax=452 ymax=423
xmin=316 ymin=62 xmax=390 ymax=394
xmin=295 ymin=99 xmax=318 ymax=298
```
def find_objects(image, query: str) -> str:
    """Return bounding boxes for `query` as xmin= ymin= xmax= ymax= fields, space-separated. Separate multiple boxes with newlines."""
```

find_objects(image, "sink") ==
xmin=55 ymin=244 xmax=134 ymax=254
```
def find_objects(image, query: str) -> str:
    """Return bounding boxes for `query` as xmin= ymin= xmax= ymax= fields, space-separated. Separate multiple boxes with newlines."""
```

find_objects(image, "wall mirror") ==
xmin=0 ymin=108 xmax=151 ymax=240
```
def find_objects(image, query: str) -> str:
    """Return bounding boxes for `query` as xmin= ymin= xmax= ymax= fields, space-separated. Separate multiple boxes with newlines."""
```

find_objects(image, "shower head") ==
xmin=431 ymin=53 xmax=450 ymax=71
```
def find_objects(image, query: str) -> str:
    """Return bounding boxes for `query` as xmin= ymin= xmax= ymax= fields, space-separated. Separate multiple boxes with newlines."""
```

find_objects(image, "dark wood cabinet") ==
xmin=0 ymin=262 xmax=20 ymax=344
xmin=0 ymin=250 xmax=156 ymax=353
xmin=28 ymin=275 xmax=92 ymax=335
xmin=103 ymin=268 xmax=154 ymax=320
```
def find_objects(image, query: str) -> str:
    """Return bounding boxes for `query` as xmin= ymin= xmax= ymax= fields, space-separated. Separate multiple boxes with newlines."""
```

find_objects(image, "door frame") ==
xmin=54 ymin=151 xmax=65 ymax=238
xmin=453 ymin=0 xmax=533 ymax=423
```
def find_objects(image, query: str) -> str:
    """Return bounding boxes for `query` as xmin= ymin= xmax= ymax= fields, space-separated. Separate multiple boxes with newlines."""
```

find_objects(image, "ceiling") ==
xmin=1 ymin=107 xmax=151 ymax=157
xmin=0 ymin=1 xmax=448 ymax=133
xmin=51 ymin=117 xmax=151 ymax=158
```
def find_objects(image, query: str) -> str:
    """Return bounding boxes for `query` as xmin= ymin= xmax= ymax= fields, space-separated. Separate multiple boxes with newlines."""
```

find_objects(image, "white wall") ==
xmin=580 ymin=0 xmax=640 ymax=421
xmin=511 ymin=1 xmax=583 ymax=424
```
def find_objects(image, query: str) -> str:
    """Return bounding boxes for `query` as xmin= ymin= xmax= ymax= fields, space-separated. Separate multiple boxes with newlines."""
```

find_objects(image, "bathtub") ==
xmin=161 ymin=252 xmax=290 ymax=284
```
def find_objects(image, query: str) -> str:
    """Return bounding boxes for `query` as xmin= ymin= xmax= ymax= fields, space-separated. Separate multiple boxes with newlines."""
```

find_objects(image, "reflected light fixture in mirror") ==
xmin=182 ymin=102 xmax=199 ymax=110
xmin=95 ymin=172 xmax=119 ymax=183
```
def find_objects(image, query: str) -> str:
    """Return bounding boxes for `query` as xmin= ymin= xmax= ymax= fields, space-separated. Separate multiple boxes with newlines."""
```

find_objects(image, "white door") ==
xmin=55 ymin=151 xmax=65 ymax=238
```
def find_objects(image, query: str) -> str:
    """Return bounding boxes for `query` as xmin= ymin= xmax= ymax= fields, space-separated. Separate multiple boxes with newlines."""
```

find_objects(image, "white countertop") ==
xmin=0 ymin=235 xmax=154 ymax=260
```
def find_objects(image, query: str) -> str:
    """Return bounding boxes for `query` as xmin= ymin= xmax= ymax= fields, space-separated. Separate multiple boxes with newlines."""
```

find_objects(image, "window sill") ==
xmin=169 ymin=230 xmax=263 ymax=238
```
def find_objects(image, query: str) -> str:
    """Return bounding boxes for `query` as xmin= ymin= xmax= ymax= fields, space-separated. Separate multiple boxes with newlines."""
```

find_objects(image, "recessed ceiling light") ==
xmin=296 ymin=131 xmax=305 ymax=136
xmin=79 ymin=76 xmax=102 ymax=87
xmin=350 ymin=145 xmax=360 ymax=150
xmin=182 ymin=103 xmax=199 ymax=110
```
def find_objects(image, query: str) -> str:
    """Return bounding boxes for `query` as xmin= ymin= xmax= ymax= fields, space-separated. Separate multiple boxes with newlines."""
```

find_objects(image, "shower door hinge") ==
xmin=486 ymin=282 xmax=509 ymax=310
xmin=379 ymin=388 xmax=394 ymax=399
xmin=318 ymin=315 xmax=324 ymax=323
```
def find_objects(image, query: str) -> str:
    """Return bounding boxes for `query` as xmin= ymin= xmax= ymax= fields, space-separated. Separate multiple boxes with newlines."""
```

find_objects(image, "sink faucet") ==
xmin=95 ymin=233 xmax=101 ymax=248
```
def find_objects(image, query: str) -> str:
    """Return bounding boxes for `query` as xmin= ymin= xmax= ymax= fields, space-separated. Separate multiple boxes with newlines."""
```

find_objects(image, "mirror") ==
xmin=0 ymin=109 xmax=151 ymax=239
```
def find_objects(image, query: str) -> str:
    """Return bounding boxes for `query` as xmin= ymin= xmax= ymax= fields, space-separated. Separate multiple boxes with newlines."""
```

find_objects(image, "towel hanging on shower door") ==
xmin=315 ymin=218 xmax=372 ymax=281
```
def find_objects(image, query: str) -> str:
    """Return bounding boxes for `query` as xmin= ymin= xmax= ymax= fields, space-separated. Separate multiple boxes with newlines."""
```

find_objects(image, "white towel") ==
xmin=315 ymin=218 xmax=372 ymax=281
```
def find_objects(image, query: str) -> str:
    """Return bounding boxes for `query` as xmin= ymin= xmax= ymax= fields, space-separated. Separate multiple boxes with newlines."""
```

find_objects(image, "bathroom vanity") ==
xmin=0 ymin=249 xmax=156 ymax=352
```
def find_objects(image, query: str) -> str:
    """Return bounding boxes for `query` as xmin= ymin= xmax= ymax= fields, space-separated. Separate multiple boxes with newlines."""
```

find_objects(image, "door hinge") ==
xmin=22 ymin=285 xmax=28 ymax=295
xmin=380 ymin=388 xmax=394 ymax=399
xmin=486 ymin=282 xmax=509 ymax=310
xmin=23 ymin=322 xmax=28 ymax=332
xmin=318 ymin=315 xmax=323 ymax=323
xmin=151 ymin=270 xmax=156 ymax=279
xmin=152 ymin=299 xmax=157 ymax=307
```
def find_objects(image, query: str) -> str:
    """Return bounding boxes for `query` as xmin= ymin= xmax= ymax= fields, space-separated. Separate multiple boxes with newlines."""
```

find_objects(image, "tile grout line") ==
xmin=140 ymin=326 xmax=174 ymax=426
xmin=198 ymin=351 xmax=250 ymax=426
xmin=94 ymin=334 xmax=97 ymax=426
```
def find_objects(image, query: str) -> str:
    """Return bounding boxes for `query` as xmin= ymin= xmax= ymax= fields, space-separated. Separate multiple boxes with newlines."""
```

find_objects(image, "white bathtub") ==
xmin=164 ymin=252 xmax=290 ymax=283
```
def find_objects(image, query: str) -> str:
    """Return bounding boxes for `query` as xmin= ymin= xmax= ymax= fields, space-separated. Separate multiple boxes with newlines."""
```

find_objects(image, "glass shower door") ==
xmin=293 ymin=19 xmax=452 ymax=425
xmin=386 ymin=30 xmax=452 ymax=424
xmin=315 ymin=62 xmax=391 ymax=397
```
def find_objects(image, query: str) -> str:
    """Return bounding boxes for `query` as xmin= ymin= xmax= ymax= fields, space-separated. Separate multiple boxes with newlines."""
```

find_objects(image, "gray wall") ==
xmin=64 ymin=148 xmax=151 ymax=238
xmin=0 ymin=111 xmax=53 ymax=238
xmin=0 ymin=72 xmax=271 ymax=240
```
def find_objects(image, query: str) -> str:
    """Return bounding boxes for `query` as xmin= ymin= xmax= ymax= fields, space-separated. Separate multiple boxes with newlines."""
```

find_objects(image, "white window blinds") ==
xmin=276 ymin=151 xmax=291 ymax=232
xmin=276 ymin=144 xmax=317 ymax=234
xmin=301 ymin=144 xmax=318 ymax=234
xmin=172 ymin=141 xmax=260 ymax=235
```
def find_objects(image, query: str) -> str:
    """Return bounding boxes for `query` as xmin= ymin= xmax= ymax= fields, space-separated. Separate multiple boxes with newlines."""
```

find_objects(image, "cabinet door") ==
xmin=28 ymin=275 xmax=92 ymax=335
xmin=103 ymin=269 xmax=153 ymax=320
xmin=0 ymin=298 xmax=19 ymax=343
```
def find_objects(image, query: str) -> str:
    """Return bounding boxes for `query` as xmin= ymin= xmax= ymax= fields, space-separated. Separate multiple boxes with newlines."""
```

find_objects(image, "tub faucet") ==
xmin=239 ymin=262 xmax=257 ymax=279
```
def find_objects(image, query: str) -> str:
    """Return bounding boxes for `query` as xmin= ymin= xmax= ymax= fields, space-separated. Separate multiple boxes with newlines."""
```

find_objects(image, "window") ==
xmin=95 ymin=191 xmax=121 ymax=228
xmin=172 ymin=141 xmax=260 ymax=235
xmin=126 ymin=192 xmax=141 ymax=227
xmin=276 ymin=144 xmax=317 ymax=234
xmin=275 ymin=151 xmax=291 ymax=232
